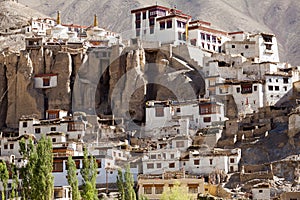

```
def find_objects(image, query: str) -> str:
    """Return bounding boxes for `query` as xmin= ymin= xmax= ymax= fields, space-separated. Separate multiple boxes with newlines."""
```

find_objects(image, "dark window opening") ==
xmin=203 ymin=117 xmax=211 ymax=123
xmin=241 ymin=83 xmax=253 ymax=94
xmin=160 ymin=21 xmax=165 ymax=30
xmin=268 ymin=86 xmax=273 ymax=91
xmin=254 ymin=86 xmax=257 ymax=91
xmin=283 ymin=78 xmax=289 ymax=84
xmin=265 ymin=44 xmax=272 ymax=50
xmin=169 ymin=162 xmax=175 ymax=168
xmin=167 ymin=20 xmax=172 ymax=28
xmin=232 ymin=44 xmax=235 ymax=48
xmin=51 ymin=127 xmax=56 ymax=131
xmin=35 ymin=128 xmax=41 ymax=134
xmin=23 ymin=122 xmax=27 ymax=128
xmin=149 ymin=18 xmax=155 ymax=26
xmin=236 ymin=87 xmax=240 ymax=93
xmin=135 ymin=13 xmax=141 ymax=21
xmin=43 ymin=78 xmax=50 ymax=87
xmin=142 ymin=11 xmax=147 ymax=19
xmin=275 ymin=86 xmax=279 ymax=91
xmin=135 ymin=21 xmax=141 ymax=29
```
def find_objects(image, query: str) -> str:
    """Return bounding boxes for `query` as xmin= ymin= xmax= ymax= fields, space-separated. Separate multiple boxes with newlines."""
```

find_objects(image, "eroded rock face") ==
xmin=0 ymin=44 xmax=205 ymax=129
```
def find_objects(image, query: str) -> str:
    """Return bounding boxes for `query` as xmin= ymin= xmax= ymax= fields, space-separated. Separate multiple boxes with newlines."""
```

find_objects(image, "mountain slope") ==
xmin=18 ymin=0 xmax=300 ymax=65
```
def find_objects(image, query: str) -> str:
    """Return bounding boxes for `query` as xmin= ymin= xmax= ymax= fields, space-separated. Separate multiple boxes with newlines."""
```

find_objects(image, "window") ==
xmin=203 ymin=117 xmax=211 ymax=123
xmin=144 ymin=186 xmax=152 ymax=194
xmin=9 ymin=144 xmax=14 ymax=149
xmin=265 ymin=44 xmax=272 ymax=50
xmin=232 ymin=44 xmax=235 ymax=48
xmin=283 ymin=78 xmax=289 ymax=84
xmin=160 ymin=21 xmax=165 ymax=30
xmin=188 ymin=185 xmax=198 ymax=193
xmin=176 ymin=107 xmax=181 ymax=113
xmin=155 ymin=107 xmax=164 ymax=117
xmin=176 ymin=141 xmax=184 ymax=148
xmin=200 ymin=32 xmax=205 ymax=40
xmin=236 ymin=87 xmax=240 ymax=93
xmin=170 ymin=154 xmax=174 ymax=159
xmin=245 ymin=45 xmax=249 ymax=49
xmin=142 ymin=11 xmax=147 ymax=19
xmin=23 ymin=122 xmax=27 ymax=128
xmin=194 ymin=159 xmax=200 ymax=165
xmin=155 ymin=186 xmax=164 ymax=194
xmin=135 ymin=13 xmax=141 ymax=21
xmin=169 ymin=162 xmax=175 ymax=168
xmin=230 ymin=158 xmax=235 ymax=163
xmin=241 ymin=83 xmax=253 ymax=94
xmin=52 ymin=138 xmax=56 ymax=143
xmin=4 ymin=144 xmax=8 ymax=149
xmin=35 ymin=128 xmax=41 ymax=134
xmin=150 ymin=154 xmax=156 ymax=159
xmin=275 ymin=86 xmax=279 ymax=91
xmin=283 ymin=86 xmax=287 ymax=91
xmin=259 ymin=190 xmax=263 ymax=193
xmin=43 ymin=78 xmax=50 ymax=87
xmin=53 ymin=161 xmax=63 ymax=172
xmin=268 ymin=86 xmax=273 ymax=91
xmin=156 ymin=163 xmax=161 ymax=168
xmin=276 ymin=79 xmax=278 ymax=82
xmin=212 ymin=36 xmax=216 ymax=43
xmin=230 ymin=166 xmax=234 ymax=172
xmin=254 ymin=86 xmax=257 ymax=91
xmin=51 ymin=127 xmax=56 ymax=131
xmin=135 ymin=21 xmax=141 ymax=29
xmin=167 ymin=20 xmax=172 ymax=28
xmin=241 ymin=53 xmax=244 ymax=56
xmin=206 ymin=34 xmax=211 ymax=41
xmin=209 ymin=159 xmax=213 ymax=165
xmin=147 ymin=163 xmax=154 ymax=169
xmin=149 ymin=18 xmax=155 ymax=26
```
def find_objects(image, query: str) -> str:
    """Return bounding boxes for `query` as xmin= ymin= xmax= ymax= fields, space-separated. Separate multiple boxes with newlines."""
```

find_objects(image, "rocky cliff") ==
xmin=0 ymin=42 xmax=205 ymax=130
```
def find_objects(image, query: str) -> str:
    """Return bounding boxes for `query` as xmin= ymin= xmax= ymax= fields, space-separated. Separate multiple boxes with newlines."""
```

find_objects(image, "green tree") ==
xmin=19 ymin=136 xmax=54 ymax=200
xmin=10 ymin=163 xmax=19 ymax=199
xmin=67 ymin=156 xmax=81 ymax=200
xmin=116 ymin=169 xmax=125 ymax=200
xmin=30 ymin=135 xmax=54 ymax=200
xmin=160 ymin=181 xmax=192 ymax=200
xmin=80 ymin=147 xmax=98 ymax=200
xmin=19 ymin=137 xmax=36 ymax=199
xmin=0 ymin=161 xmax=9 ymax=200
xmin=116 ymin=165 xmax=136 ymax=200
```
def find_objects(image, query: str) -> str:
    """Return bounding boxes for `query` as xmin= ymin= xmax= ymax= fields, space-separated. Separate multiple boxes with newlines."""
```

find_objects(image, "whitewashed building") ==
xmin=142 ymin=148 xmax=181 ymax=175
xmin=223 ymin=32 xmax=280 ymax=63
xmin=184 ymin=148 xmax=241 ymax=175
xmin=131 ymin=5 xmax=191 ymax=45
xmin=188 ymin=20 xmax=230 ymax=52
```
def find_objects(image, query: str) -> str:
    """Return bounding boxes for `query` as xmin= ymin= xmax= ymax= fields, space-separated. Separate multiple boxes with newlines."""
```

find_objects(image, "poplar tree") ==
xmin=116 ymin=165 xmax=136 ymax=200
xmin=19 ymin=137 xmax=36 ymax=199
xmin=10 ymin=163 xmax=19 ymax=199
xmin=30 ymin=135 xmax=54 ymax=200
xmin=67 ymin=156 xmax=81 ymax=200
xmin=0 ymin=161 xmax=9 ymax=200
xmin=80 ymin=148 xmax=98 ymax=200
xmin=19 ymin=136 xmax=54 ymax=200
